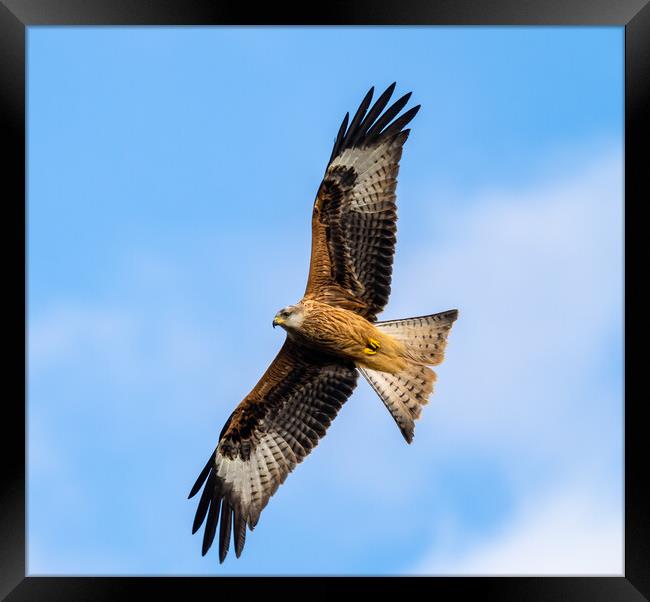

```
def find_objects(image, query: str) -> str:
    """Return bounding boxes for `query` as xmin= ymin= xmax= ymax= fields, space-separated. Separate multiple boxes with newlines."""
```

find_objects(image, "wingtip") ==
xmin=405 ymin=103 xmax=421 ymax=121
xmin=359 ymin=86 xmax=374 ymax=110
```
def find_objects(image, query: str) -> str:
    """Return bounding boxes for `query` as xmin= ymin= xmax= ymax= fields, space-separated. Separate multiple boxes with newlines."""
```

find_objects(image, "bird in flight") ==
xmin=189 ymin=83 xmax=458 ymax=563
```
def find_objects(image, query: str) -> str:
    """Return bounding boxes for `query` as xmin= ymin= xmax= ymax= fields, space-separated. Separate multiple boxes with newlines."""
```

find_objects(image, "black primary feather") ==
xmin=234 ymin=510 xmax=247 ymax=558
xmin=192 ymin=471 xmax=215 ymax=534
xmin=327 ymin=83 xmax=419 ymax=169
xmin=348 ymin=82 xmax=397 ymax=147
xmin=365 ymin=91 xmax=413 ymax=140
xmin=377 ymin=104 xmax=421 ymax=139
xmin=188 ymin=451 xmax=215 ymax=499
xmin=202 ymin=495 xmax=220 ymax=556
xmin=219 ymin=499 xmax=233 ymax=563
xmin=340 ymin=86 xmax=374 ymax=150
xmin=328 ymin=112 xmax=349 ymax=166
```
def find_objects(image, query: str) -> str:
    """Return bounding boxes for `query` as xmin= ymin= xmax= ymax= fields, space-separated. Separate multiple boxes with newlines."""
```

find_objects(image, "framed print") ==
xmin=2 ymin=1 xmax=647 ymax=599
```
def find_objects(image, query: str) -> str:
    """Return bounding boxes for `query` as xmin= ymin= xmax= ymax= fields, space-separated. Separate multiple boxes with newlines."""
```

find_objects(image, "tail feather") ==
xmin=359 ymin=362 xmax=436 ymax=443
xmin=376 ymin=309 xmax=458 ymax=365
xmin=359 ymin=309 xmax=458 ymax=442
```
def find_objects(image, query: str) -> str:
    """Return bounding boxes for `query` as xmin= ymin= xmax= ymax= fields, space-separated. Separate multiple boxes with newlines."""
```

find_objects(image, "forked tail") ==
xmin=358 ymin=309 xmax=458 ymax=443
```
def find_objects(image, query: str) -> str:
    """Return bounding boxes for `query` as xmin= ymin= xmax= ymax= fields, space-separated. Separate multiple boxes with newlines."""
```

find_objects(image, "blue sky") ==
xmin=27 ymin=26 xmax=623 ymax=575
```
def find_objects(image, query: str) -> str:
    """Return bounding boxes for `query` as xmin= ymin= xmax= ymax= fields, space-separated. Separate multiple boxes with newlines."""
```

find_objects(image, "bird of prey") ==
xmin=189 ymin=83 xmax=459 ymax=563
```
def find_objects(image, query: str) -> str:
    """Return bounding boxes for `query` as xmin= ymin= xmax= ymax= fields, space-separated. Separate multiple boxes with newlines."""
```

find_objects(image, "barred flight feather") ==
xmin=306 ymin=83 xmax=420 ymax=321
xmin=189 ymin=339 xmax=357 ymax=562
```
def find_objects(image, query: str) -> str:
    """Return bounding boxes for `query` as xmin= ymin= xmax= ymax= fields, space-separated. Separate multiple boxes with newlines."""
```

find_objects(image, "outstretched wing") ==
xmin=188 ymin=339 xmax=358 ymax=563
xmin=305 ymin=83 xmax=420 ymax=321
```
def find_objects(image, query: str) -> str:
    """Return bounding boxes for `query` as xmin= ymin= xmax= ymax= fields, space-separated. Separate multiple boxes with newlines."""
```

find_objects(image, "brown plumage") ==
xmin=189 ymin=83 xmax=459 ymax=563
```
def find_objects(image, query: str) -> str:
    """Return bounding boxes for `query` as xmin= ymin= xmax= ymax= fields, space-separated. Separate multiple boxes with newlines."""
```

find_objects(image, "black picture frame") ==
xmin=2 ymin=1 xmax=647 ymax=599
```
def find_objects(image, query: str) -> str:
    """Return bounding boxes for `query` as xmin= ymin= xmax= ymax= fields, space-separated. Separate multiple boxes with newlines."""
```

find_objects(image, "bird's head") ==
xmin=272 ymin=304 xmax=305 ymax=331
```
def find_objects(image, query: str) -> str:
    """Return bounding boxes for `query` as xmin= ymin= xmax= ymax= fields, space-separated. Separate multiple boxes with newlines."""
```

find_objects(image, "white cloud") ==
xmin=410 ymin=482 xmax=623 ymax=575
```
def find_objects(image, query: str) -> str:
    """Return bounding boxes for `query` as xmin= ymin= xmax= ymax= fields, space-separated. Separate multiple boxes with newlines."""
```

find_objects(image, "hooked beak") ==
xmin=272 ymin=316 xmax=284 ymax=329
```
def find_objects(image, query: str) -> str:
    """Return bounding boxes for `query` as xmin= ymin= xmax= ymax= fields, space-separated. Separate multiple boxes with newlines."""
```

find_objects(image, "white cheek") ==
xmin=285 ymin=312 xmax=305 ymax=329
